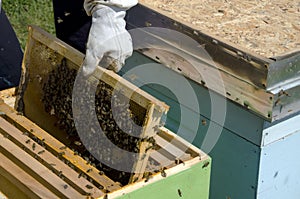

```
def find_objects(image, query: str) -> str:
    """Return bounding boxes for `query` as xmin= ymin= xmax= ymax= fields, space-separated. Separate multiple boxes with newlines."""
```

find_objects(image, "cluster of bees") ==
xmin=42 ymin=59 xmax=77 ymax=135
xmin=42 ymin=59 xmax=156 ymax=184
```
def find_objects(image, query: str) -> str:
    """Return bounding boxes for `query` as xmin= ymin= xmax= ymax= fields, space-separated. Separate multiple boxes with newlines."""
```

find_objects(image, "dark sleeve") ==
xmin=52 ymin=0 xmax=91 ymax=53
xmin=0 ymin=9 xmax=22 ymax=90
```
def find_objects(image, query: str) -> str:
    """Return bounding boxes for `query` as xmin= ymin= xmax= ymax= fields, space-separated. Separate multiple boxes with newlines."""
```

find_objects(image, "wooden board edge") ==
xmin=27 ymin=25 xmax=169 ymax=113
xmin=103 ymin=155 xmax=209 ymax=199
xmin=0 ymin=153 xmax=57 ymax=199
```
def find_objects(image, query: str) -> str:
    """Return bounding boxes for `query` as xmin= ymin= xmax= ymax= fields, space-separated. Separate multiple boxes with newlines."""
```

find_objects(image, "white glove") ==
xmin=82 ymin=0 xmax=138 ymax=76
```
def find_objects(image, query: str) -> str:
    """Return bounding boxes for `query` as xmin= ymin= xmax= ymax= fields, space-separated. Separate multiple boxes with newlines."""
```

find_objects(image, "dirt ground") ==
xmin=0 ymin=88 xmax=16 ymax=108
xmin=140 ymin=0 xmax=300 ymax=58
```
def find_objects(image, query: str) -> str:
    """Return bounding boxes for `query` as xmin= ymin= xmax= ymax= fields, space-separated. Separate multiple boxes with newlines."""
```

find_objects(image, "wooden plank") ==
xmin=15 ymin=26 xmax=34 ymax=111
xmin=0 ymin=117 xmax=104 ymax=198
xmin=0 ymin=153 xmax=57 ymax=199
xmin=0 ymin=136 xmax=84 ymax=199
xmin=147 ymin=126 xmax=203 ymax=168
xmin=0 ymin=172 xmax=31 ymax=199
xmin=128 ymin=104 xmax=156 ymax=182
xmin=0 ymin=101 xmax=121 ymax=192
xmin=155 ymin=135 xmax=191 ymax=161
xmin=149 ymin=151 xmax=175 ymax=168
xmin=158 ymin=127 xmax=202 ymax=158
xmin=129 ymin=104 xmax=164 ymax=182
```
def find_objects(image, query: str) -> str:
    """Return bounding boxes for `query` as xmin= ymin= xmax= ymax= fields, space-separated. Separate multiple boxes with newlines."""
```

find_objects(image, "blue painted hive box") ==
xmin=122 ymin=3 xmax=300 ymax=199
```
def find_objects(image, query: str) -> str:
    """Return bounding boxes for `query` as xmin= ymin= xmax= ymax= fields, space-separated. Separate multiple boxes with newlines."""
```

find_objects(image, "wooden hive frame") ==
xmin=0 ymin=99 xmax=209 ymax=198
xmin=15 ymin=25 xmax=171 ymax=183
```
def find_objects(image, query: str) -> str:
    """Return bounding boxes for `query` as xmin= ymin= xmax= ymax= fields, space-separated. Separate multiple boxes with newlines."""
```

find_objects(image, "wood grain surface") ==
xmin=140 ymin=0 xmax=300 ymax=57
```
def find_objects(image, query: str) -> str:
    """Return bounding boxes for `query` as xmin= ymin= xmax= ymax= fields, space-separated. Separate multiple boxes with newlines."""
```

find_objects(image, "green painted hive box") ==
xmin=3 ymin=26 xmax=211 ymax=199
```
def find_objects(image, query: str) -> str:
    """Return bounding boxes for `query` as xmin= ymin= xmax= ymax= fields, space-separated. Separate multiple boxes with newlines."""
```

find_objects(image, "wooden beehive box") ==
xmin=0 ymin=100 xmax=210 ymax=198
xmin=0 ymin=25 xmax=211 ymax=198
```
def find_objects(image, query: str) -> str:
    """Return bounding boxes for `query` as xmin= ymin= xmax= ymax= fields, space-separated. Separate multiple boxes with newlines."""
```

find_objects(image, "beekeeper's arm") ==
xmin=82 ymin=0 xmax=138 ymax=76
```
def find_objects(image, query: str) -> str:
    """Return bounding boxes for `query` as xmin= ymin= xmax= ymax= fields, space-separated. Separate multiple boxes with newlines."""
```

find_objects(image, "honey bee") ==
xmin=161 ymin=168 xmax=167 ymax=178
xmin=38 ymin=150 xmax=45 ymax=155
xmin=32 ymin=143 xmax=36 ymax=151
xmin=85 ymin=184 xmax=93 ymax=189
xmin=178 ymin=189 xmax=183 ymax=197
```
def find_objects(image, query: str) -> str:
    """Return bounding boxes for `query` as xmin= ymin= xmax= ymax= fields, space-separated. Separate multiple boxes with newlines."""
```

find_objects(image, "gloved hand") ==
xmin=82 ymin=0 xmax=138 ymax=76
